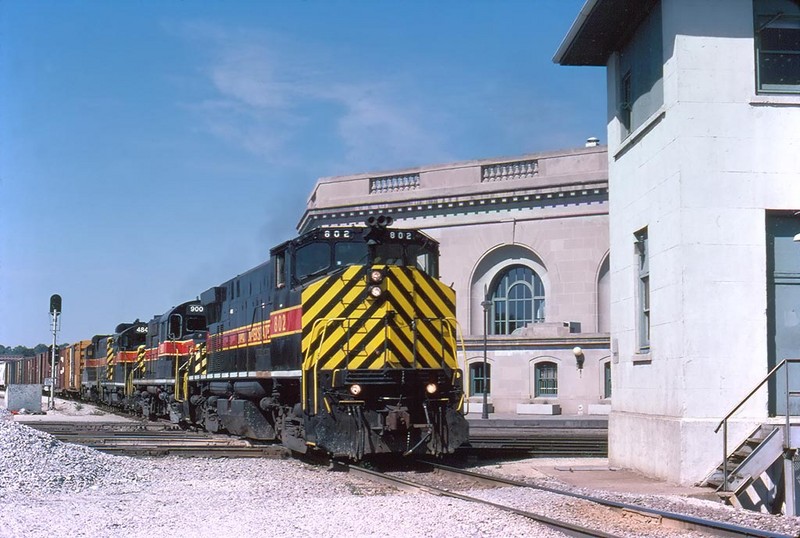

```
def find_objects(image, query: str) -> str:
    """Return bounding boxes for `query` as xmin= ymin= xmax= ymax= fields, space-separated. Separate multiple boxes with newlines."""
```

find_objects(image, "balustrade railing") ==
xmin=369 ymin=173 xmax=420 ymax=194
xmin=481 ymin=159 xmax=538 ymax=182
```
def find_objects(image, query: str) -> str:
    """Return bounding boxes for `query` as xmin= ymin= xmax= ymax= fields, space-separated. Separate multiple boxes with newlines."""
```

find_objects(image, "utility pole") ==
xmin=481 ymin=285 xmax=492 ymax=420
xmin=48 ymin=294 xmax=61 ymax=411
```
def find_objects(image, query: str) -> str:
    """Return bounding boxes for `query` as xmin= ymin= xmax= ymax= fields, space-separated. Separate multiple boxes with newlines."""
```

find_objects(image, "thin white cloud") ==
xmin=330 ymin=83 xmax=448 ymax=171
xmin=173 ymin=21 xmax=452 ymax=170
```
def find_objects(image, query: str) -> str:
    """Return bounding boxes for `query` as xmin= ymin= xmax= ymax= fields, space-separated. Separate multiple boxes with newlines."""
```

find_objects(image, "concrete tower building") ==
xmin=556 ymin=0 xmax=800 ymax=484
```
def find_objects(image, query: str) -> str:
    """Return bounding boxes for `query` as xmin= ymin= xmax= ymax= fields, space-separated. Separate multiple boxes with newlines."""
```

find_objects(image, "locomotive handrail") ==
xmin=125 ymin=368 xmax=134 ymax=397
xmin=174 ymin=353 xmax=191 ymax=403
xmin=444 ymin=317 xmax=468 ymax=413
xmin=444 ymin=317 xmax=467 ymax=373
xmin=303 ymin=317 xmax=350 ymax=413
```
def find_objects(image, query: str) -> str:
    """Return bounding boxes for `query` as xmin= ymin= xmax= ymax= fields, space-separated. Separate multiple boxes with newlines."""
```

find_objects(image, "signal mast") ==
xmin=48 ymin=294 xmax=61 ymax=411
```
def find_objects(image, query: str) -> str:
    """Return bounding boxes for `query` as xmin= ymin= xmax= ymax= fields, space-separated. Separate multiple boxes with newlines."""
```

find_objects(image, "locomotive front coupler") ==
xmin=383 ymin=405 xmax=411 ymax=432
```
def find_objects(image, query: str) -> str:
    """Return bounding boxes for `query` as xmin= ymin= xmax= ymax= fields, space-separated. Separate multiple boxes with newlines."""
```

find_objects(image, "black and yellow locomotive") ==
xmin=178 ymin=217 xmax=469 ymax=458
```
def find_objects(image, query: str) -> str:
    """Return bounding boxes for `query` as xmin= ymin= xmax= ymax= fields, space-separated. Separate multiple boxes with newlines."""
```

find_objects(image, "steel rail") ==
xmin=419 ymin=461 xmax=794 ymax=538
xmin=343 ymin=462 xmax=622 ymax=538
xmin=24 ymin=421 xmax=289 ymax=458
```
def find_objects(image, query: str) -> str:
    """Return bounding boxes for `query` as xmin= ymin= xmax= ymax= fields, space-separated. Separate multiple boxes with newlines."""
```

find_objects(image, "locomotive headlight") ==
xmin=349 ymin=384 xmax=362 ymax=396
xmin=425 ymin=383 xmax=438 ymax=394
xmin=370 ymin=269 xmax=384 ymax=283
xmin=368 ymin=285 xmax=383 ymax=298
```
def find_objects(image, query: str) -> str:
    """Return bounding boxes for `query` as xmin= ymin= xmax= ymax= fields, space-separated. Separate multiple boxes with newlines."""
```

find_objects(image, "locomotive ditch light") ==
xmin=425 ymin=383 xmax=438 ymax=395
xmin=349 ymin=384 xmax=362 ymax=396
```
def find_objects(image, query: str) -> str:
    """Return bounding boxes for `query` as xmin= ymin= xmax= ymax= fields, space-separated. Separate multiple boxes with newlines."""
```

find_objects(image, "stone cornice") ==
xmin=462 ymin=334 xmax=610 ymax=352
xmin=299 ymin=145 xmax=608 ymax=232
xmin=299 ymin=182 xmax=608 ymax=232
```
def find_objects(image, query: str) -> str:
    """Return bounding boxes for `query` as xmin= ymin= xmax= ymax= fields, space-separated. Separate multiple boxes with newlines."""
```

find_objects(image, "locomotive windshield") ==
xmin=118 ymin=324 xmax=147 ymax=350
xmin=295 ymin=242 xmax=333 ymax=281
xmin=293 ymin=227 xmax=438 ymax=284
xmin=186 ymin=314 xmax=206 ymax=332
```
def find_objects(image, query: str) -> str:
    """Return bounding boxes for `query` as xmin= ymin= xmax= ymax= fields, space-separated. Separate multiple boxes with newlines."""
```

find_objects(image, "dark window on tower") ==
xmin=635 ymin=228 xmax=650 ymax=352
xmin=616 ymin=3 xmax=663 ymax=138
xmin=754 ymin=0 xmax=800 ymax=93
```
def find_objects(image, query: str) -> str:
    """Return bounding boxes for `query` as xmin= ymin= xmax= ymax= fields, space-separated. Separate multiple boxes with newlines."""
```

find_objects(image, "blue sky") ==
xmin=0 ymin=0 xmax=605 ymax=347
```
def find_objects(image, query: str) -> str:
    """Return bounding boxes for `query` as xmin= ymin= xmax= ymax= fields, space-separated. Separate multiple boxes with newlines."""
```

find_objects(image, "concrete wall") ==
xmin=605 ymin=0 xmax=800 ymax=484
xmin=5 ymin=384 xmax=43 ymax=413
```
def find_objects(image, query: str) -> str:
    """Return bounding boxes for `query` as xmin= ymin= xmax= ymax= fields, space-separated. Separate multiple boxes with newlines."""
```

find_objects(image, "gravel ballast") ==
xmin=3 ymin=405 xmax=800 ymax=537
xmin=0 ymin=411 xmax=557 ymax=537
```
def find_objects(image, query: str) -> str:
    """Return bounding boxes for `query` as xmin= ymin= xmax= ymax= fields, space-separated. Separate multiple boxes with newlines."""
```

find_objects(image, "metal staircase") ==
xmin=707 ymin=358 xmax=800 ymax=515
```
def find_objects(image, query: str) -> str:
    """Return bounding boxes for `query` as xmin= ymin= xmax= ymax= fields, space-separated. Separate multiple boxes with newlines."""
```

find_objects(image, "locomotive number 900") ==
xmin=188 ymin=305 xmax=204 ymax=313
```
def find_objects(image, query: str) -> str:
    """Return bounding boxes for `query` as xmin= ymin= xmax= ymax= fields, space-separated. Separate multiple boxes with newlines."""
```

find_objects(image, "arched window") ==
xmin=469 ymin=362 xmax=491 ymax=396
xmin=490 ymin=265 xmax=544 ymax=334
xmin=534 ymin=361 xmax=558 ymax=397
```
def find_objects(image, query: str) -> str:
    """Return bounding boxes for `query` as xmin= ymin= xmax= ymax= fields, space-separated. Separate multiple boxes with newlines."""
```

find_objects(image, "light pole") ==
xmin=481 ymin=290 xmax=492 ymax=420
xmin=48 ymin=294 xmax=62 ymax=411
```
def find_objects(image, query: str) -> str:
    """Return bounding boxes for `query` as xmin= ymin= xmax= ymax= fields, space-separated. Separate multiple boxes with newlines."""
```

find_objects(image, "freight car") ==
xmin=59 ymin=340 xmax=89 ymax=398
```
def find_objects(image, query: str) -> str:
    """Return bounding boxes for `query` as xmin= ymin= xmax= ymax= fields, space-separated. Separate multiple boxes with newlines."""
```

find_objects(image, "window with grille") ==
xmin=469 ymin=362 xmax=491 ymax=396
xmin=534 ymin=361 xmax=558 ymax=397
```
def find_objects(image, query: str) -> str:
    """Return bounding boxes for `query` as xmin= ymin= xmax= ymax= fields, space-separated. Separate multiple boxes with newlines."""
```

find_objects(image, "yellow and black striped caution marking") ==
xmin=106 ymin=337 xmax=115 ymax=381
xmin=136 ymin=345 xmax=146 ymax=373
xmin=301 ymin=265 xmax=458 ymax=373
xmin=191 ymin=343 xmax=207 ymax=376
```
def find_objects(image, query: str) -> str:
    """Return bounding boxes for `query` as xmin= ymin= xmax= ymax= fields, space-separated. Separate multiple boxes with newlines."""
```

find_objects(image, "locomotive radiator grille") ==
xmin=301 ymin=265 xmax=459 ymax=373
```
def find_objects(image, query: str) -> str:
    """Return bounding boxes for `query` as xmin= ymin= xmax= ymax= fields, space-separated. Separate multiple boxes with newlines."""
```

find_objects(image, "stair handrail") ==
xmin=714 ymin=357 xmax=800 ymax=492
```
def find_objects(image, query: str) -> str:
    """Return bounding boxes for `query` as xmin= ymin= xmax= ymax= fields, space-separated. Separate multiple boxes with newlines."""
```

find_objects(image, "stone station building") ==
xmin=298 ymin=144 xmax=611 ymax=417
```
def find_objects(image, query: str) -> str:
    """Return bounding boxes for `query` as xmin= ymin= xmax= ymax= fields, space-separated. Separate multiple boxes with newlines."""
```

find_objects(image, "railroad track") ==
xmin=340 ymin=460 xmax=793 ymax=538
xmin=25 ymin=421 xmax=290 ymax=458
